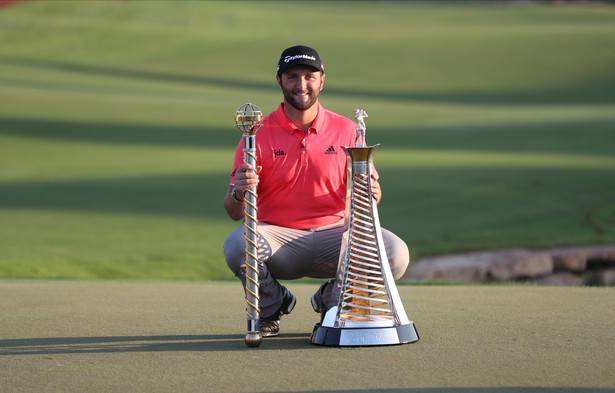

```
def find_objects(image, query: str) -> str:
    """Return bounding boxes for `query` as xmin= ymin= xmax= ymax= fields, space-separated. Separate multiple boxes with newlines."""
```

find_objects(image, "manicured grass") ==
xmin=0 ymin=1 xmax=614 ymax=279
xmin=0 ymin=281 xmax=614 ymax=392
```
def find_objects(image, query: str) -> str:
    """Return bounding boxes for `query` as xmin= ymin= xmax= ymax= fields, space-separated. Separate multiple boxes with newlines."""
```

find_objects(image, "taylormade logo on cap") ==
xmin=284 ymin=54 xmax=316 ymax=63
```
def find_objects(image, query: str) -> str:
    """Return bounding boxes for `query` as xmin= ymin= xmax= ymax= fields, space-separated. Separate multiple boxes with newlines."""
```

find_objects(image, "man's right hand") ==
xmin=224 ymin=163 xmax=262 ymax=221
xmin=233 ymin=163 xmax=261 ymax=194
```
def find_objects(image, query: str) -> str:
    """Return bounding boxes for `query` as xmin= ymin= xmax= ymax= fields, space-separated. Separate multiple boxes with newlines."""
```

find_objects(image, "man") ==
xmin=223 ymin=45 xmax=409 ymax=337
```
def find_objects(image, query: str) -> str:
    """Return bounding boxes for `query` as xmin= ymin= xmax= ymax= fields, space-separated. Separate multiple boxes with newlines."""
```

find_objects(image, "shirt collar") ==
xmin=276 ymin=102 xmax=324 ymax=135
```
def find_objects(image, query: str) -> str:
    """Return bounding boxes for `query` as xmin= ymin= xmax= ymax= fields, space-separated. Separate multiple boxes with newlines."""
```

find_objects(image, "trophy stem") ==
xmin=243 ymin=134 xmax=261 ymax=347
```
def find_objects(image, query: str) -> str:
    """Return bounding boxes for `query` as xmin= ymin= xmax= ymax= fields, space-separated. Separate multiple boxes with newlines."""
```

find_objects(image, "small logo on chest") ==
xmin=324 ymin=145 xmax=337 ymax=155
xmin=274 ymin=148 xmax=286 ymax=158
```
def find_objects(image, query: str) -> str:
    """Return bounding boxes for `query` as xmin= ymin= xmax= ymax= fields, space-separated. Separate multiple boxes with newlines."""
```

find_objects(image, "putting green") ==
xmin=1 ymin=280 xmax=613 ymax=392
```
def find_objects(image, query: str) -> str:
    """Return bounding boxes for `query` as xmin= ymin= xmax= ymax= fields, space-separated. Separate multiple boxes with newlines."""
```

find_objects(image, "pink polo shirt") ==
xmin=230 ymin=102 xmax=361 ymax=229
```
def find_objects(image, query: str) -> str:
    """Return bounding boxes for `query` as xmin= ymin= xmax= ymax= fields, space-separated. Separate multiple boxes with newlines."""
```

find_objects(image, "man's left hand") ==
xmin=371 ymin=175 xmax=382 ymax=204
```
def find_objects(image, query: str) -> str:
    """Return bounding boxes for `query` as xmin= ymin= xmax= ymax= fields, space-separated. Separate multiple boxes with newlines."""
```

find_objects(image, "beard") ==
xmin=280 ymin=83 xmax=320 ymax=111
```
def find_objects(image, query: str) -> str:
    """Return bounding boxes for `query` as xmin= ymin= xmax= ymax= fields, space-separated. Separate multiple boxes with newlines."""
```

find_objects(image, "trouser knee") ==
xmin=223 ymin=226 xmax=245 ymax=277
xmin=383 ymin=229 xmax=410 ymax=280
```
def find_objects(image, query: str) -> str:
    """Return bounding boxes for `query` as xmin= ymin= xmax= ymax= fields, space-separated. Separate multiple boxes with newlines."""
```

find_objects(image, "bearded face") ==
xmin=278 ymin=66 xmax=324 ymax=111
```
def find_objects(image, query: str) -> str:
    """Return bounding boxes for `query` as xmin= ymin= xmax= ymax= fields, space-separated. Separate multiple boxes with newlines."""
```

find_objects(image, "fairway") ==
xmin=0 ymin=2 xmax=614 ymax=279
xmin=0 ymin=280 xmax=613 ymax=392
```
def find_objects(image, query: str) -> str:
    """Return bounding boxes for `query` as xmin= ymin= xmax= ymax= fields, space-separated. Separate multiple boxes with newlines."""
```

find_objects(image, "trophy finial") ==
xmin=235 ymin=103 xmax=264 ymax=136
xmin=353 ymin=108 xmax=368 ymax=147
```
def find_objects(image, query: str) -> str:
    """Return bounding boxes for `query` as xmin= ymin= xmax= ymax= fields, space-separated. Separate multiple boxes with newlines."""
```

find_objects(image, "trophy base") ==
xmin=310 ymin=322 xmax=419 ymax=347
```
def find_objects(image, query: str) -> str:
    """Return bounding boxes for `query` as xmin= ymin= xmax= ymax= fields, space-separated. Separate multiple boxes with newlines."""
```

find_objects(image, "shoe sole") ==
xmin=310 ymin=294 xmax=321 ymax=313
xmin=281 ymin=294 xmax=297 ymax=316
xmin=261 ymin=329 xmax=279 ymax=338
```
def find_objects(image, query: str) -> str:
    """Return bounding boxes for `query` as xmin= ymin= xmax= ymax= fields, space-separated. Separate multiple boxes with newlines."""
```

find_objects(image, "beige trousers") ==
xmin=223 ymin=221 xmax=409 ymax=319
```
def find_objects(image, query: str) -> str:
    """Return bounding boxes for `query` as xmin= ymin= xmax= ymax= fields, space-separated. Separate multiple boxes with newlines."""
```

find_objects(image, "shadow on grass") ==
xmin=0 ymin=117 xmax=237 ymax=148
xmin=1 ymin=117 xmax=614 ymax=154
xmin=0 ymin=333 xmax=315 ymax=355
xmin=1 ymin=164 xmax=614 ymax=230
xmin=0 ymin=173 xmax=229 ymax=219
xmin=2 ymin=55 xmax=614 ymax=105
xmin=1 ymin=336 xmax=613 ymax=392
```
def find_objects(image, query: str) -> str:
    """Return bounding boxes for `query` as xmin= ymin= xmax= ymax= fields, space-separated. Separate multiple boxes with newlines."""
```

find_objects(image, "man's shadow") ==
xmin=0 ymin=333 xmax=314 ymax=355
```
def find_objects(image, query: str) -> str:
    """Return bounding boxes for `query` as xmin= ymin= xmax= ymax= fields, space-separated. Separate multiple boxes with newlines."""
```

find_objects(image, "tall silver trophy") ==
xmin=311 ymin=109 xmax=419 ymax=346
xmin=234 ymin=103 xmax=264 ymax=347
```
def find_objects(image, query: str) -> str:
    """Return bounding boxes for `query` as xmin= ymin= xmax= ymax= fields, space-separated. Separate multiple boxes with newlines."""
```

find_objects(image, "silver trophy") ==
xmin=234 ymin=103 xmax=264 ymax=347
xmin=311 ymin=109 xmax=419 ymax=346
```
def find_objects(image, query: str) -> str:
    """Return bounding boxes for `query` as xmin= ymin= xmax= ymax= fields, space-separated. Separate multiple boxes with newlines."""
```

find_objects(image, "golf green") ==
xmin=1 ymin=280 xmax=613 ymax=392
